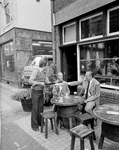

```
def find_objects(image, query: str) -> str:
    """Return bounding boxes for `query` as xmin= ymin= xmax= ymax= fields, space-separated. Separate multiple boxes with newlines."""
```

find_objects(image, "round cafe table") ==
xmin=93 ymin=104 xmax=119 ymax=149
xmin=51 ymin=95 xmax=83 ymax=129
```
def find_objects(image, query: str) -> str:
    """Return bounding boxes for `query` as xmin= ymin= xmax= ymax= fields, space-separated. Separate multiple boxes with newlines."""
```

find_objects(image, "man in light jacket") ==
xmin=79 ymin=71 xmax=100 ymax=126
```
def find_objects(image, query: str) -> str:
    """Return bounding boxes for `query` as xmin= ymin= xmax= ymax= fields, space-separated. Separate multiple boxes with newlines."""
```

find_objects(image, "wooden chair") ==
xmin=40 ymin=111 xmax=59 ymax=139
xmin=74 ymin=112 xmax=96 ymax=140
xmin=70 ymin=124 xmax=95 ymax=150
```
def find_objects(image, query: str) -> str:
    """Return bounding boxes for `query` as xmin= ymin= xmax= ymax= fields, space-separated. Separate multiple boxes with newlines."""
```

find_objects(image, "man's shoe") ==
xmin=32 ymin=127 xmax=39 ymax=131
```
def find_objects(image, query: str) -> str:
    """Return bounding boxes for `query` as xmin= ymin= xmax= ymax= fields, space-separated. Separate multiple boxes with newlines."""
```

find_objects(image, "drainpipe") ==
xmin=50 ymin=0 xmax=56 ymax=64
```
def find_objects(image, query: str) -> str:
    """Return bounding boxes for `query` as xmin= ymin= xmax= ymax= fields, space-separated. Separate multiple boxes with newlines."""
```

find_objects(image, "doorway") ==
xmin=61 ymin=45 xmax=77 ymax=94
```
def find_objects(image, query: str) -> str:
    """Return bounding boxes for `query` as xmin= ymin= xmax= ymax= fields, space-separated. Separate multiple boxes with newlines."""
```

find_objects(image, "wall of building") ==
xmin=52 ymin=0 xmax=119 ymax=89
xmin=54 ymin=0 xmax=77 ymax=13
xmin=0 ymin=0 xmax=52 ymax=35
xmin=77 ymin=86 xmax=119 ymax=104
xmin=54 ymin=0 xmax=116 ymax=25
xmin=16 ymin=0 xmax=51 ymax=32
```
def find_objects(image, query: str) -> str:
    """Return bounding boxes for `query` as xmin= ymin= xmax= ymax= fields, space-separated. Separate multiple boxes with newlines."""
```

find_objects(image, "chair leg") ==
xmin=69 ymin=118 xmax=73 ymax=129
xmin=80 ymin=139 xmax=84 ymax=150
xmin=98 ymin=133 xmax=105 ymax=149
xmin=57 ymin=115 xmax=60 ymax=126
xmin=89 ymin=134 xmax=95 ymax=150
xmin=41 ymin=117 xmax=44 ymax=133
xmin=45 ymin=119 xmax=48 ymax=139
xmin=50 ymin=118 xmax=54 ymax=130
xmin=70 ymin=135 xmax=75 ymax=150
xmin=54 ymin=117 xmax=59 ymax=135
xmin=90 ymin=121 xmax=96 ymax=140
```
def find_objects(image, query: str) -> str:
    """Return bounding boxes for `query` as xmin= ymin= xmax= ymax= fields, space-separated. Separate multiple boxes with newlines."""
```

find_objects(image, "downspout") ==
xmin=50 ymin=0 xmax=56 ymax=64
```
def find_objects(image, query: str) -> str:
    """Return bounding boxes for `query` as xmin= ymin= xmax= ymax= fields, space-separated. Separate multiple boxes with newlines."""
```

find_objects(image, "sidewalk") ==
xmin=1 ymin=82 xmax=119 ymax=150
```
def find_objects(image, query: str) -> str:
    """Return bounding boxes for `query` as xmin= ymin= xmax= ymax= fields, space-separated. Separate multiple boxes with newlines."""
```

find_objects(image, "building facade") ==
xmin=52 ymin=0 xmax=119 ymax=88
xmin=0 ymin=0 xmax=52 ymax=86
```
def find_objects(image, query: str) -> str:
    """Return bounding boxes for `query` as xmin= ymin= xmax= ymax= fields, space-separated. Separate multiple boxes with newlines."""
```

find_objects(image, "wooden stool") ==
xmin=70 ymin=124 xmax=95 ymax=150
xmin=75 ymin=112 xmax=96 ymax=140
xmin=40 ymin=111 xmax=59 ymax=139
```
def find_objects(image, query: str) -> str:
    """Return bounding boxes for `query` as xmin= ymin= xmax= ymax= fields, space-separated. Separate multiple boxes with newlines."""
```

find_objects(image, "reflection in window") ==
xmin=80 ymin=13 xmax=103 ymax=40
xmin=80 ymin=40 xmax=119 ymax=86
xmin=2 ymin=41 xmax=15 ymax=80
xmin=109 ymin=6 xmax=119 ymax=34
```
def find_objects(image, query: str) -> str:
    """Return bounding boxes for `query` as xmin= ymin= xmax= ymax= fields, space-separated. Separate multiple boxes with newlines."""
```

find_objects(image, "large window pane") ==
xmin=80 ymin=42 xmax=104 ymax=75
xmin=80 ymin=13 xmax=103 ymax=40
xmin=80 ymin=40 xmax=119 ymax=86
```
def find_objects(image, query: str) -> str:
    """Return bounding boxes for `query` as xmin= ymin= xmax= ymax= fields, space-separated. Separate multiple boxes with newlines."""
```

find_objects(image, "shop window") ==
xmin=79 ymin=13 xmax=103 ymax=41
xmin=107 ymin=6 xmax=119 ymax=35
xmin=79 ymin=39 xmax=119 ymax=86
xmin=62 ymin=22 xmax=76 ymax=44
xmin=2 ymin=41 xmax=15 ymax=77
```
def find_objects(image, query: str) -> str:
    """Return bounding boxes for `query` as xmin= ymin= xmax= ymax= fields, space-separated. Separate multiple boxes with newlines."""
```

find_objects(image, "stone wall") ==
xmin=77 ymin=85 xmax=119 ymax=105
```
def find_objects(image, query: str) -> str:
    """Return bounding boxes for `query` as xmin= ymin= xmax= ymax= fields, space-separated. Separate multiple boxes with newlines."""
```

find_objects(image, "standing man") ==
xmin=79 ymin=71 xmax=100 ymax=126
xmin=29 ymin=57 xmax=47 ymax=131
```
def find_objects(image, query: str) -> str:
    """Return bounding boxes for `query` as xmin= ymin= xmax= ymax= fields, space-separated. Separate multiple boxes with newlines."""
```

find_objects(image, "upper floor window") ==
xmin=107 ymin=6 xmax=119 ymax=35
xmin=79 ymin=13 xmax=103 ymax=41
xmin=62 ymin=22 xmax=76 ymax=44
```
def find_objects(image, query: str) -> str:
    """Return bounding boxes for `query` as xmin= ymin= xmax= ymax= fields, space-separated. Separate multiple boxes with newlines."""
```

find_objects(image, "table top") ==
xmin=93 ymin=104 xmax=119 ymax=125
xmin=51 ymin=95 xmax=83 ymax=106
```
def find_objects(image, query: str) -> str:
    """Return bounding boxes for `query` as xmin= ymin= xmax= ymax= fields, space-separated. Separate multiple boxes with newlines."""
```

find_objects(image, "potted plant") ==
xmin=11 ymin=88 xmax=32 ymax=112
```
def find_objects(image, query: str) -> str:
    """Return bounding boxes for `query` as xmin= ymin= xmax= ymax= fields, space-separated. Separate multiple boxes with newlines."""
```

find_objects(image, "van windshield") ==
xmin=27 ymin=56 xmax=42 ymax=66
xmin=27 ymin=56 xmax=53 ymax=66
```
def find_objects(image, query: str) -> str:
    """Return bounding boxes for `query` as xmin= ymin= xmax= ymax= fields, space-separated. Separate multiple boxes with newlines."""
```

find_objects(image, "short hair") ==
xmin=57 ymin=72 xmax=62 ymax=75
xmin=86 ymin=71 xmax=94 ymax=77
xmin=89 ymin=71 xmax=94 ymax=77
xmin=39 ymin=57 xmax=48 ymax=67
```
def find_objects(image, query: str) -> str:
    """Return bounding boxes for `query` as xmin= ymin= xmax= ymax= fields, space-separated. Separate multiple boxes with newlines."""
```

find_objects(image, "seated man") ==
xmin=52 ymin=72 xmax=70 ymax=129
xmin=79 ymin=71 xmax=100 ymax=126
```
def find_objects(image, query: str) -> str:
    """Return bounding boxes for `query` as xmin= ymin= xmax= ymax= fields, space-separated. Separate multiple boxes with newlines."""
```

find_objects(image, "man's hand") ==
xmin=84 ymin=100 xmax=88 ymax=103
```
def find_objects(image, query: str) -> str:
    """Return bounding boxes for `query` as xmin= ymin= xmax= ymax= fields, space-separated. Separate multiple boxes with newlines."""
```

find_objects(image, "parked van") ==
xmin=21 ymin=55 xmax=53 ymax=87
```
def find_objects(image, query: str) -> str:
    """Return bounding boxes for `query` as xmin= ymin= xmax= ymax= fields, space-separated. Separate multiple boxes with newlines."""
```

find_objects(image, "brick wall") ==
xmin=77 ymin=85 xmax=119 ymax=105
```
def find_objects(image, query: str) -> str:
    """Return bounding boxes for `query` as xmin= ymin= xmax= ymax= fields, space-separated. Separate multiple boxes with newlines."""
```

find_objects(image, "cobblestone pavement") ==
xmin=1 ymin=82 xmax=119 ymax=150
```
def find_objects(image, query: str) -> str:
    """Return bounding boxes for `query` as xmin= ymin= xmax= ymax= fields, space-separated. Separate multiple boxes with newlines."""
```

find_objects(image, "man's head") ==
xmin=57 ymin=72 xmax=63 ymax=82
xmin=85 ymin=71 xmax=94 ymax=81
xmin=39 ymin=56 xmax=48 ymax=67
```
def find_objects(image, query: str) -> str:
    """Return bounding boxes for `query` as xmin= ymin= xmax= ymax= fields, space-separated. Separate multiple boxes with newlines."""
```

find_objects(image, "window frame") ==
xmin=107 ymin=6 xmax=119 ymax=36
xmin=62 ymin=22 xmax=76 ymax=45
xmin=79 ymin=12 xmax=103 ymax=42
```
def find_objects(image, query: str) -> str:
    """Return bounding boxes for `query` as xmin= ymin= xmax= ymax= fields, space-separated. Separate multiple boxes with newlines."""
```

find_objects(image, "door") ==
xmin=61 ymin=45 xmax=77 ymax=94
